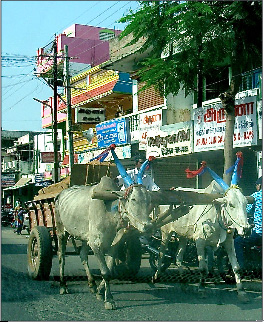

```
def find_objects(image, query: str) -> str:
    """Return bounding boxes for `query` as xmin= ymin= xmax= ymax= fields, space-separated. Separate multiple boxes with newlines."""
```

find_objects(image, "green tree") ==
xmin=119 ymin=1 xmax=262 ymax=183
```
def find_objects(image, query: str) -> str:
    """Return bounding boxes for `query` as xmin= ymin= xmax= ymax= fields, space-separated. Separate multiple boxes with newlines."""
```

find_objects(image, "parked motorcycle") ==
xmin=1 ymin=208 xmax=14 ymax=227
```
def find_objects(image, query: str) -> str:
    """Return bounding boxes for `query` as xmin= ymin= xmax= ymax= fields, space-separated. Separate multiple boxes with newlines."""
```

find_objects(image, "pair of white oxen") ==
xmin=55 ymin=149 xmax=252 ymax=310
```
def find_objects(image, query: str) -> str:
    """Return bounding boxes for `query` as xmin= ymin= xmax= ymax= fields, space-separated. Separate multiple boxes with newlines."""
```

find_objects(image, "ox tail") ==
xmin=110 ymin=145 xmax=134 ymax=187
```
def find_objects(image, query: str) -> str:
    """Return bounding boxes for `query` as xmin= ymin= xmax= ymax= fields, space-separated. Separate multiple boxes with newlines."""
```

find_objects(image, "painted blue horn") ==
xmin=137 ymin=160 xmax=149 ymax=185
xmin=205 ymin=167 xmax=229 ymax=191
xmin=110 ymin=145 xmax=134 ymax=187
xmin=230 ymin=152 xmax=243 ymax=186
xmin=137 ymin=156 xmax=155 ymax=185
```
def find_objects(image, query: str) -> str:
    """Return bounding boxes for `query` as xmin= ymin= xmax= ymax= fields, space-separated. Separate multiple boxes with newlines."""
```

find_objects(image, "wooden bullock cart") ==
xmin=25 ymin=161 xmax=224 ymax=280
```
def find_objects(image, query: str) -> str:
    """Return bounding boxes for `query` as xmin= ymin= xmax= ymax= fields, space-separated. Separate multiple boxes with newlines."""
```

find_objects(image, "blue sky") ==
xmin=1 ymin=1 xmax=139 ymax=132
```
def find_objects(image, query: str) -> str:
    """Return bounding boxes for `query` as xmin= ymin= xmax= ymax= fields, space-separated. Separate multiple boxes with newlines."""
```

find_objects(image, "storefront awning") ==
xmin=3 ymin=178 xmax=32 ymax=191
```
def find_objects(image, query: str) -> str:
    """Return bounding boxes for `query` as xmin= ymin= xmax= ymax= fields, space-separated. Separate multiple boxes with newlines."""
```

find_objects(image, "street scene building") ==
xmin=2 ymin=19 xmax=262 ymax=205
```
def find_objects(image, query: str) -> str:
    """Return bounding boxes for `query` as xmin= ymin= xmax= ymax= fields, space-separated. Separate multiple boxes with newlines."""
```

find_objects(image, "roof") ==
xmin=3 ymin=178 xmax=32 ymax=191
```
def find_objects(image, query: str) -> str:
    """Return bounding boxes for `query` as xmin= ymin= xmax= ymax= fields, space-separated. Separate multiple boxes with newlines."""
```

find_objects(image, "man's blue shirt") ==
xmin=246 ymin=189 xmax=262 ymax=235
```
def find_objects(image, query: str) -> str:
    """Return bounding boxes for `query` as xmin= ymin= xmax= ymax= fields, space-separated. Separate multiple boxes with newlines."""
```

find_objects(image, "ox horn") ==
xmin=230 ymin=152 xmax=243 ymax=186
xmin=137 ymin=156 xmax=155 ymax=185
xmin=110 ymin=145 xmax=134 ymax=187
xmin=205 ymin=167 xmax=229 ymax=191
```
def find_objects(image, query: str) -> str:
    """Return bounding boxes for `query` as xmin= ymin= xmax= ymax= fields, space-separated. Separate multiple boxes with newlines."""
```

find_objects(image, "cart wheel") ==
xmin=114 ymin=235 xmax=142 ymax=278
xmin=27 ymin=226 xmax=53 ymax=280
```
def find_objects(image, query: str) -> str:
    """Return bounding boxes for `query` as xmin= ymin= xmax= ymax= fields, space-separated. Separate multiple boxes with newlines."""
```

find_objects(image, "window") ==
xmin=99 ymin=30 xmax=115 ymax=41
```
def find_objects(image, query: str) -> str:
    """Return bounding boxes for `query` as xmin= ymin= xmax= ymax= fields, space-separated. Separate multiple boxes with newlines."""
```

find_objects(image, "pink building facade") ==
xmin=36 ymin=24 xmax=122 ymax=74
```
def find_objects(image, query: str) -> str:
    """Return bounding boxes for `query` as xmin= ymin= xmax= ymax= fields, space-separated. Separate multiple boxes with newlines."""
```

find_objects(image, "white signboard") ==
xmin=129 ymin=108 xmax=163 ymax=150
xmin=193 ymin=96 xmax=258 ymax=152
xmin=75 ymin=107 xmax=105 ymax=124
xmin=146 ymin=121 xmax=193 ymax=158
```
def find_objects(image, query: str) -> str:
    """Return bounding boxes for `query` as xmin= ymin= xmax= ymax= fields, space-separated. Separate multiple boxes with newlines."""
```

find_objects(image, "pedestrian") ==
xmin=234 ymin=176 xmax=262 ymax=271
xmin=16 ymin=207 xmax=24 ymax=235
xmin=117 ymin=157 xmax=160 ymax=191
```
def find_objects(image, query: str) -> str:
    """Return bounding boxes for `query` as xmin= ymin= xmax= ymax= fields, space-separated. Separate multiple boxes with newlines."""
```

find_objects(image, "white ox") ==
xmin=55 ymin=147 xmax=157 ymax=310
xmin=155 ymin=180 xmax=252 ymax=301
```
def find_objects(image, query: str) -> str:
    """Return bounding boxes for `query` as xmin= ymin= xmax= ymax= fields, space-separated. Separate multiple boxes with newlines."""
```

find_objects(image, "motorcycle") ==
xmin=1 ymin=208 xmax=14 ymax=227
xmin=140 ymin=230 xmax=197 ymax=272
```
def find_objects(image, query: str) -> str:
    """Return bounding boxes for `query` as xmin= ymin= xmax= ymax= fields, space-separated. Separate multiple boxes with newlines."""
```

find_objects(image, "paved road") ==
xmin=1 ymin=226 xmax=262 ymax=321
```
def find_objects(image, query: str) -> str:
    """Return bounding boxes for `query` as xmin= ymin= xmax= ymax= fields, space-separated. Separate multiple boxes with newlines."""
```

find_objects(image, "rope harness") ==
xmin=118 ymin=184 xmax=152 ymax=230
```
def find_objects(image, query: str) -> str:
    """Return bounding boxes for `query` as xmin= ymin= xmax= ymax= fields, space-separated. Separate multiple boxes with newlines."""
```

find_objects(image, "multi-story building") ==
xmin=100 ymin=35 xmax=262 ymax=195
xmin=2 ymin=130 xmax=63 ymax=206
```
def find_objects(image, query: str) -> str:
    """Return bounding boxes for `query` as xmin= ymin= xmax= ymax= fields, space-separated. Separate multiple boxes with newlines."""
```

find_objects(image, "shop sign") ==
xmin=146 ymin=121 xmax=193 ymax=158
xmin=35 ymin=179 xmax=53 ymax=187
xmin=193 ymin=96 xmax=258 ymax=152
xmin=96 ymin=117 xmax=130 ymax=148
xmin=41 ymin=152 xmax=61 ymax=163
xmin=129 ymin=108 xmax=164 ymax=150
xmin=256 ymin=101 xmax=262 ymax=139
xmin=78 ymin=145 xmax=131 ymax=164
xmin=1 ymin=174 xmax=16 ymax=188
xmin=75 ymin=107 xmax=105 ymax=124
xmin=35 ymin=173 xmax=44 ymax=183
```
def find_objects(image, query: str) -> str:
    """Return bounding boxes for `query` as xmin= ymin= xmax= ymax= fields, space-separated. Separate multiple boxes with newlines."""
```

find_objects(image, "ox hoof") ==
xmin=96 ymin=293 xmax=104 ymax=301
xmin=60 ymin=287 xmax=69 ymax=295
xmin=151 ymin=275 xmax=156 ymax=284
xmin=104 ymin=301 xmax=116 ymax=310
xmin=238 ymin=291 xmax=249 ymax=303
xmin=89 ymin=286 xmax=97 ymax=294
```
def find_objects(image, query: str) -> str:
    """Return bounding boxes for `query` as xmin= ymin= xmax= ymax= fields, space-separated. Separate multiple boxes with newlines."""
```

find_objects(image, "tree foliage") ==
xmin=119 ymin=1 xmax=262 ymax=98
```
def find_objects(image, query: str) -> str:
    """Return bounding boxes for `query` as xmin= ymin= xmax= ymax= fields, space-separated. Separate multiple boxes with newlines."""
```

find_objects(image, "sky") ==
xmin=1 ymin=1 xmax=140 ymax=132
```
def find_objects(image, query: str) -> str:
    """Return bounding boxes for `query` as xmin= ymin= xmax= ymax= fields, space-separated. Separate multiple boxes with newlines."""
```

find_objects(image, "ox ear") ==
xmin=213 ymin=197 xmax=228 ymax=205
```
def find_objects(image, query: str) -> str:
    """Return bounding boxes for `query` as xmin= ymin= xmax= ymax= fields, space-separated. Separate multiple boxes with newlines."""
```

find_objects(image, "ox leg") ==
xmin=57 ymin=232 xmax=69 ymax=295
xmin=175 ymin=237 xmax=187 ymax=268
xmin=92 ymin=246 xmax=116 ymax=310
xmin=153 ymin=232 xmax=171 ymax=281
xmin=79 ymin=241 xmax=97 ymax=293
xmin=222 ymin=235 xmax=249 ymax=302
xmin=196 ymin=239 xmax=208 ymax=296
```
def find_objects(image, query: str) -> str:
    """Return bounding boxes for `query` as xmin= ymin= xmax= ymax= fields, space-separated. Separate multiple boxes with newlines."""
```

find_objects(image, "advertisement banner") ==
xmin=129 ymin=108 xmax=163 ymax=150
xmin=96 ymin=117 xmax=130 ymax=148
xmin=78 ymin=145 xmax=131 ymax=164
xmin=146 ymin=121 xmax=193 ymax=158
xmin=1 ymin=174 xmax=16 ymax=188
xmin=193 ymin=96 xmax=258 ymax=152
xmin=41 ymin=152 xmax=61 ymax=163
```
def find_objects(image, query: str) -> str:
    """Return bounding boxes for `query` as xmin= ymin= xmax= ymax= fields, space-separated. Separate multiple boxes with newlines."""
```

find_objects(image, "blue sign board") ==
xmin=96 ymin=117 xmax=130 ymax=148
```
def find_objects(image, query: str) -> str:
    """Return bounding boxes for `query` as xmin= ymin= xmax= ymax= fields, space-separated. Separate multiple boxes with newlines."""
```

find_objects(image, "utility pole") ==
xmin=64 ymin=45 xmax=74 ymax=172
xmin=53 ymin=36 xmax=59 ymax=183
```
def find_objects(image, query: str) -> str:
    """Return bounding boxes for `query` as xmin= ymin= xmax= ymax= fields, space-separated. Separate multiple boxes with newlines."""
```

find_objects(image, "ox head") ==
xmin=117 ymin=185 xmax=154 ymax=233
xmin=206 ymin=152 xmax=251 ymax=236
xmin=110 ymin=145 xmax=154 ymax=233
xmin=214 ymin=186 xmax=251 ymax=236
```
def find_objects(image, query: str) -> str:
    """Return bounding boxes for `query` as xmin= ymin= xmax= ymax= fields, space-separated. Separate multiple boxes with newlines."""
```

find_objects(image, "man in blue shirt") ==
xmin=234 ymin=177 xmax=262 ymax=270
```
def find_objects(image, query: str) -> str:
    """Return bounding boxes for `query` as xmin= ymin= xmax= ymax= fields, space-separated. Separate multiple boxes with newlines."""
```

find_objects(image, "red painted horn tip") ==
xmin=148 ymin=156 xmax=155 ymax=161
